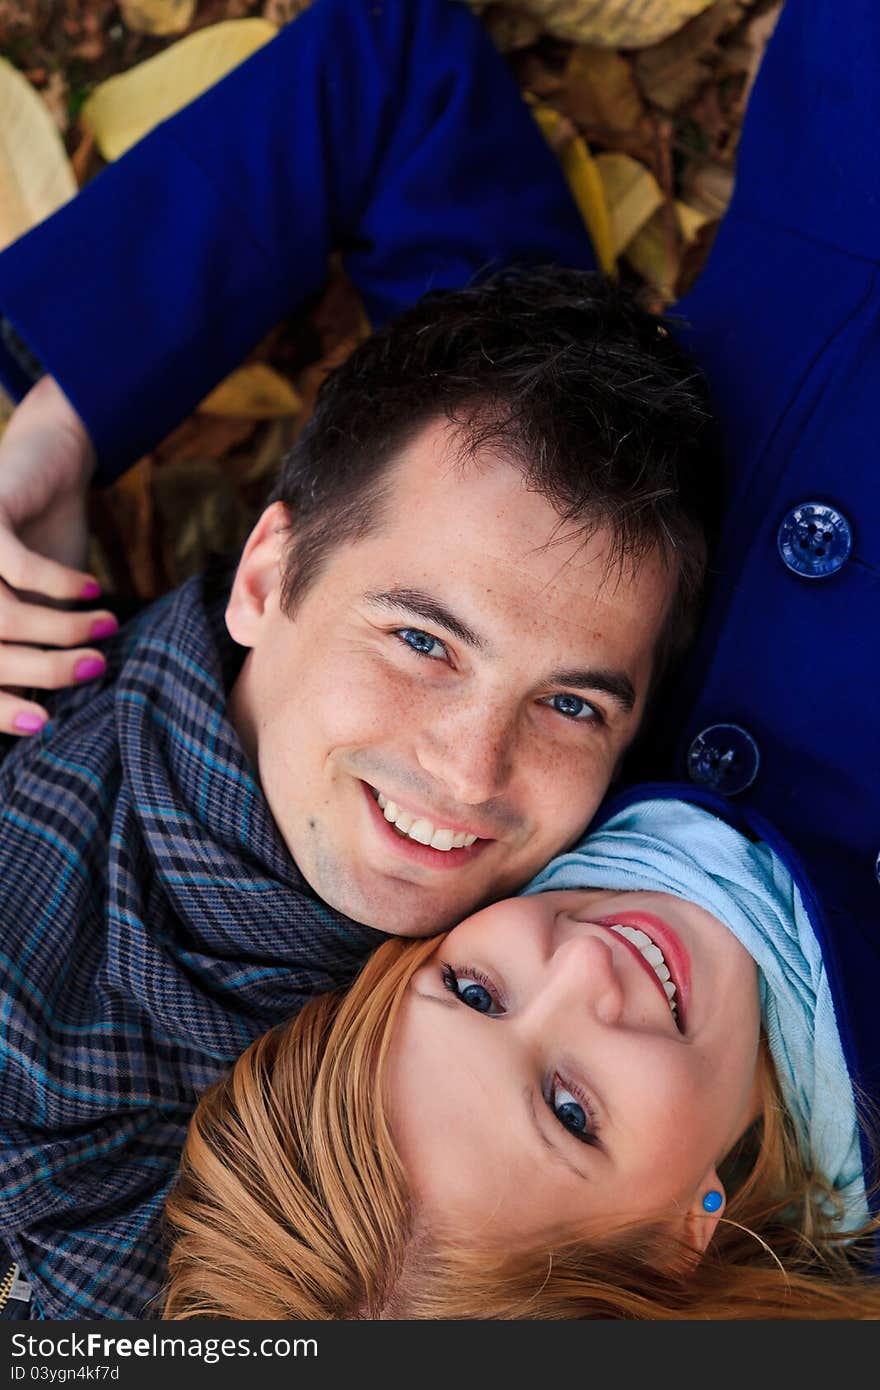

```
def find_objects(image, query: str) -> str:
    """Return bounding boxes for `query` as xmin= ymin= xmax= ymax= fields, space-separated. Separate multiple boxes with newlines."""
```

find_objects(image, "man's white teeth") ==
xmin=376 ymin=792 xmax=478 ymax=850
xmin=609 ymin=924 xmax=678 ymax=1016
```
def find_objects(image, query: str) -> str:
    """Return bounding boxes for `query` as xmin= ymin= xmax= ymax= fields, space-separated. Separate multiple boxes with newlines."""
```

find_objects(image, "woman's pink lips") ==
xmin=362 ymin=780 xmax=491 ymax=871
xmin=592 ymin=911 xmax=690 ymax=1028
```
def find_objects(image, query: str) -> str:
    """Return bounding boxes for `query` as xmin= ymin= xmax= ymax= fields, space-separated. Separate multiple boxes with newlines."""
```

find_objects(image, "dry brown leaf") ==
xmin=633 ymin=0 xmax=753 ymax=110
xmin=480 ymin=4 xmax=543 ymax=51
xmin=198 ymin=362 xmax=303 ymax=419
xmin=594 ymin=150 xmax=663 ymax=256
xmin=676 ymin=217 xmax=720 ymax=296
xmin=261 ymin=0 xmax=311 ymax=23
xmin=530 ymin=101 xmax=615 ymax=273
xmin=561 ymin=46 xmax=645 ymax=136
xmin=0 ymin=58 xmax=77 ymax=252
xmin=119 ymin=0 xmax=197 ymax=37
xmin=233 ymin=418 xmax=297 ymax=487
xmin=154 ymin=413 xmax=257 ymax=465
xmin=82 ymin=18 xmax=278 ymax=161
xmin=675 ymin=199 xmax=712 ymax=243
xmin=511 ymin=47 xmax=568 ymax=98
xmin=728 ymin=0 xmax=783 ymax=110
xmin=89 ymin=456 xmax=160 ymax=600
xmin=41 ymin=70 xmax=69 ymax=135
xmin=153 ymin=456 xmax=249 ymax=586
xmin=467 ymin=0 xmax=716 ymax=48
xmin=679 ymin=159 xmax=735 ymax=218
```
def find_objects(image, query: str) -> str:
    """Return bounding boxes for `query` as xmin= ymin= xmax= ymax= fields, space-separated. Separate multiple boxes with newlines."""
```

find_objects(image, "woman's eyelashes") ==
xmin=440 ymin=964 xmax=601 ymax=1148
xmin=548 ymin=1075 xmax=601 ymax=1147
xmin=441 ymin=962 xmax=502 ymax=1015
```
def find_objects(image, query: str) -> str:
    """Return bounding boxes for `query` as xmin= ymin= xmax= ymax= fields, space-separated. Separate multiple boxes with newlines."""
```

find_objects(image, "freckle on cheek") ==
xmin=308 ymin=818 xmax=317 ymax=831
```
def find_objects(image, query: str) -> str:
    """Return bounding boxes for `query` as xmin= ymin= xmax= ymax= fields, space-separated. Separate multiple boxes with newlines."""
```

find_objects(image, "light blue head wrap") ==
xmin=524 ymin=798 xmax=868 ymax=1232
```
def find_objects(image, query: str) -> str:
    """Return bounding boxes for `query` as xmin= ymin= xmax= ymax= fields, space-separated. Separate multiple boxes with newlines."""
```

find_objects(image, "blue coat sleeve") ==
xmin=657 ymin=0 xmax=880 ymax=1100
xmin=0 ymin=0 xmax=594 ymax=485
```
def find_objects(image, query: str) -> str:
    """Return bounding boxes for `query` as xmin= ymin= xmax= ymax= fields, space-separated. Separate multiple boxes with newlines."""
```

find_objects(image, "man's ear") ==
xmin=680 ymin=1172 xmax=726 ymax=1260
xmin=225 ymin=500 xmax=292 ymax=648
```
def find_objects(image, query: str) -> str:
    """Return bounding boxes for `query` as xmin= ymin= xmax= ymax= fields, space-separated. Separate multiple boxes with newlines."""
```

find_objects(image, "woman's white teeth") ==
xmin=609 ymin=924 xmax=678 ymax=1016
xmin=376 ymin=792 xmax=477 ymax=850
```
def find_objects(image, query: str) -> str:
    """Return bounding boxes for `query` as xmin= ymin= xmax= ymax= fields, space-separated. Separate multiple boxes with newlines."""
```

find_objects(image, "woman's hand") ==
xmin=0 ymin=375 xmax=117 ymax=735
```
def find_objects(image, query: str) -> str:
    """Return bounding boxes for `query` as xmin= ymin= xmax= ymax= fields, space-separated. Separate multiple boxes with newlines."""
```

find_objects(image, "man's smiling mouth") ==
xmin=371 ymin=788 xmax=480 ymax=851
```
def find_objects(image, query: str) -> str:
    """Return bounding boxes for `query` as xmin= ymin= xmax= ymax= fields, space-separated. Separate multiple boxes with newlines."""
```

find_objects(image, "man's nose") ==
xmin=415 ymin=695 xmax=516 ymax=806
xmin=537 ymin=934 xmax=626 ymax=1028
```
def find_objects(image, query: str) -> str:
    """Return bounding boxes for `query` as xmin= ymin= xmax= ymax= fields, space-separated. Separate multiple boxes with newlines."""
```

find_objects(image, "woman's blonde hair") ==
xmin=163 ymin=935 xmax=880 ymax=1320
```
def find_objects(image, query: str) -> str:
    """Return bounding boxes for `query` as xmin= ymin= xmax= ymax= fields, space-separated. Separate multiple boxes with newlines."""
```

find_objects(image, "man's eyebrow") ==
xmin=547 ymin=666 xmax=636 ymax=713
xmin=364 ymin=588 xmax=636 ymax=710
xmin=364 ymin=588 xmax=485 ymax=651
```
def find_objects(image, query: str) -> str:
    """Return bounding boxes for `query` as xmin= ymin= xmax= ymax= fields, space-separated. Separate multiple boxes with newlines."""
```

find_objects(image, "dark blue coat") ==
xmin=1 ymin=0 xmax=878 ymax=1116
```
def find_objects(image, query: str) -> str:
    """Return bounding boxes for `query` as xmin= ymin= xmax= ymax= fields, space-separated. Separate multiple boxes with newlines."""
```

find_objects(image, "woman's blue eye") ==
xmin=398 ymin=628 xmax=447 ymax=660
xmin=545 ymin=693 xmax=598 ymax=721
xmin=551 ymin=1080 xmax=599 ymax=1146
xmin=441 ymin=964 xmax=499 ymax=1015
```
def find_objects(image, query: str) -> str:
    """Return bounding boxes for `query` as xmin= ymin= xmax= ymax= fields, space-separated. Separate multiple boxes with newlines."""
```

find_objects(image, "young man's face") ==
xmin=227 ymin=419 xmax=676 ymax=936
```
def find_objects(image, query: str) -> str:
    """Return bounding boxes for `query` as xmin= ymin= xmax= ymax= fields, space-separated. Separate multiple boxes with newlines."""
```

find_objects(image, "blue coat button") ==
xmin=687 ymin=723 xmax=761 ymax=796
xmin=777 ymin=501 xmax=852 ymax=578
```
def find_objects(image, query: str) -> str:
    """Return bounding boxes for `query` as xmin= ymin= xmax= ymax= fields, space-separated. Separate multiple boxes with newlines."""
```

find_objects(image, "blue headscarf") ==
xmin=524 ymin=798 xmax=868 ymax=1232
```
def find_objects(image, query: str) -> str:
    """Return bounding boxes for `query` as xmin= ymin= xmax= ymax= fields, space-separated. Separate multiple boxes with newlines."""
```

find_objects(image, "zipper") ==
xmin=0 ymin=1262 xmax=31 ymax=1315
xmin=0 ymin=1263 xmax=14 ymax=1314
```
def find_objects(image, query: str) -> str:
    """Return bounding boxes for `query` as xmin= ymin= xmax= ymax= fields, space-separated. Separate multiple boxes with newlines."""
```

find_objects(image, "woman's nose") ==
xmin=540 ymin=933 xmax=626 ymax=1027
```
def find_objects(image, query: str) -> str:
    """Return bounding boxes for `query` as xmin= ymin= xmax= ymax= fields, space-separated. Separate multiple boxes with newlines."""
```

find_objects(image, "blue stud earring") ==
xmin=702 ymin=1190 xmax=723 ymax=1214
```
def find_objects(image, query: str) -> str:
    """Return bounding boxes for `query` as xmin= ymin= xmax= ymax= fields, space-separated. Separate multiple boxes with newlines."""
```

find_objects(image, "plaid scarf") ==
xmin=0 ymin=568 xmax=386 ymax=1319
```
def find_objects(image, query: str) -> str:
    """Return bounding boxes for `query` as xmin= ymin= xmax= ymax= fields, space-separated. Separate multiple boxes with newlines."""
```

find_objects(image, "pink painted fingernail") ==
xmin=89 ymin=617 xmax=119 ymax=640
xmin=74 ymin=656 xmax=106 ymax=682
xmin=13 ymin=711 xmax=47 ymax=734
xmin=80 ymin=579 xmax=102 ymax=600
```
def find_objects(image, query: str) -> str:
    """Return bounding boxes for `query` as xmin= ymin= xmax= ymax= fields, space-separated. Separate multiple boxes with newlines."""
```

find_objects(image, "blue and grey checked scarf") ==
xmin=0 ymin=567 xmax=387 ymax=1320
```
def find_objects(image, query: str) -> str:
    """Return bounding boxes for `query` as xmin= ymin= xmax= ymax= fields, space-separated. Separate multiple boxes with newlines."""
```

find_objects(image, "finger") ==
xmin=0 ymin=526 xmax=101 ymax=603
xmin=0 ymin=691 xmax=50 ymax=738
xmin=0 ymin=593 xmax=118 ymax=649
xmin=0 ymin=643 xmax=106 ymax=693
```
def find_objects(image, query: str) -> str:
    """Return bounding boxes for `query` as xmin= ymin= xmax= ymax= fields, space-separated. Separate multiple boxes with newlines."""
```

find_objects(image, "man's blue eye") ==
xmin=398 ymin=628 xmax=446 ymax=659
xmin=546 ymin=693 xmax=597 ymax=721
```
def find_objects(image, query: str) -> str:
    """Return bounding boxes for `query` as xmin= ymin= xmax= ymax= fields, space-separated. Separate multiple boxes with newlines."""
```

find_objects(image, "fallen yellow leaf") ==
xmin=0 ymin=58 xmax=77 ymax=252
xmin=594 ymin=151 xmax=664 ymax=257
xmin=467 ymin=0 xmax=716 ymax=49
xmin=198 ymin=363 xmax=303 ymax=419
xmin=623 ymin=208 xmax=679 ymax=303
xmin=675 ymin=200 xmax=712 ymax=244
xmin=82 ymin=18 xmax=278 ymax=161
xmin=529 ymin=101 xmax=615 ymax=275
xmin=119 ymin=0 xmax=197 ymax=37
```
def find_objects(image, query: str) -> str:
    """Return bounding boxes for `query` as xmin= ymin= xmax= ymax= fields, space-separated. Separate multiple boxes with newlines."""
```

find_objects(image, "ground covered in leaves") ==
xmin=0 ymin=0 xmax=782 ymax=603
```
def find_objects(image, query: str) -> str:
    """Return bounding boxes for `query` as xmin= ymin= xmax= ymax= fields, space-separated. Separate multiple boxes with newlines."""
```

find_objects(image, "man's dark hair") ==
xmin=270 ymin=266 xmax=720 ymax=675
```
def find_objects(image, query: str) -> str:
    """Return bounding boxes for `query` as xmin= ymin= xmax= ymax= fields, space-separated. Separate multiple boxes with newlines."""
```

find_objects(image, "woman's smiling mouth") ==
xmin=591 ymin=911 xmax=690 ymax=1031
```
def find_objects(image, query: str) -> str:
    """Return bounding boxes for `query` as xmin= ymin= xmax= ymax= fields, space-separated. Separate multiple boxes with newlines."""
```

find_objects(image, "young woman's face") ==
xmin=384 ymin=889 xmax=762 ymax=1249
